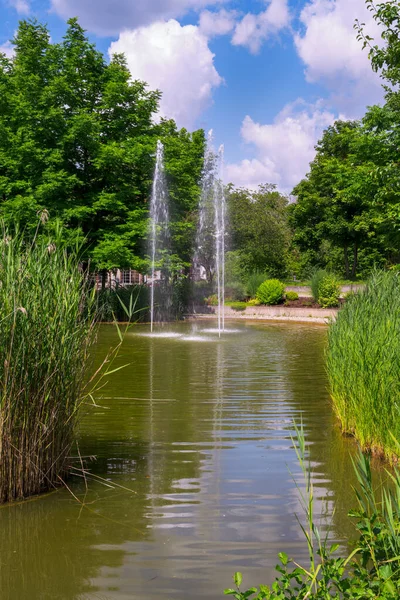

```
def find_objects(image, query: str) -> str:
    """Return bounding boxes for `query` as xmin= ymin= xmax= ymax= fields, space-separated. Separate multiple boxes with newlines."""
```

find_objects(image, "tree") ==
xmin=291 ymin=119 xmax=399 ymax=278
xmin=0 ymin=19 xmax=205 ymax=274
xmin=227 ymin=184 xmax=291 ymax=277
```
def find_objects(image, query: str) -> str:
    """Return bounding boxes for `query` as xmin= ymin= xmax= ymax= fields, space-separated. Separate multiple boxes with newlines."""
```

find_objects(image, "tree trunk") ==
xmin=344 ymin=245 xmax=350 ymax=279
xmin=101 ymin=269 xmax=108 ymax=291
xmin=351 ymin=243 xmax=358 ymax=280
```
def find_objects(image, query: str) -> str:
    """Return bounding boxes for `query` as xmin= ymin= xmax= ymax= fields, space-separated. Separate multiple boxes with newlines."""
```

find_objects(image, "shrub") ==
xmin=228 ymin=302 xmax=247 ymax=311
xmin=327 ymin=271 xmax=400 ymax=459
xmin=285 ymin=291 xmax=299 ymax=301
xmin=205 ymin=294 xmax=218 ymax=306
xmin=318 ymin=275 xmax=340 ymax=307
xmin=310 ymin=268 xmax=327 ymax=302
xmin=0 ymin=227 xmax=97 ymax=502
xmin=246 ymin=271 xmax=268 ymax=298
xmin=256 ymin=279 xmax=285 ymax=305
xmin=247 ymin=298 xmax=261 ymax=306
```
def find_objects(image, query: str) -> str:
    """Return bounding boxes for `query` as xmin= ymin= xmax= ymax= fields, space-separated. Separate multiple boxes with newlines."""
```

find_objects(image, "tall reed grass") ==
xmin=0 ymin=226 xmax=97 ymax=502
xmin=327 ymin=270 xmax=400 ymax=460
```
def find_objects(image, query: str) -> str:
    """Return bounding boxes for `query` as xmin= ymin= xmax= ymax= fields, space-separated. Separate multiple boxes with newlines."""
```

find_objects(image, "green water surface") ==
xmin=0 ymin=321 xmax=359 ymax=599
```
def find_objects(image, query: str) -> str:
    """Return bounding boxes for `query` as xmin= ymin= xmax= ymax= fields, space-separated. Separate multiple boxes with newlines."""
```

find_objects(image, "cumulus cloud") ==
xmin=51 ymin=0 xmax=226 ymax=36
xmin=232 ymin=0 xmax=290 ymax=54
xmin=109 ymin=20 xmax=223 ymax=129
xmin=0 ymin=41 xmax=14 ymax=58
xmin=199 ymin=9 xmax=237 ymax=37
xmin=225 ymin=100 xmax=335 ymax=192
xmin=294 ymin=0 xmax=385 ymax=115
xmin=8 ymin=0 xmax=29 ymax=14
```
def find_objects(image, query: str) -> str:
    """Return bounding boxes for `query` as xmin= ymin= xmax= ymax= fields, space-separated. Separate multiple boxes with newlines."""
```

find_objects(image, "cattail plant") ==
xmin=0 ymin=224 xmax=97 ymax=502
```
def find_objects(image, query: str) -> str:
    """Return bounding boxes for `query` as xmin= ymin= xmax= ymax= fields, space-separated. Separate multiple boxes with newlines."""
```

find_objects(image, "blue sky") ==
xmin=0 ymin=0 xmax=385 ymax=192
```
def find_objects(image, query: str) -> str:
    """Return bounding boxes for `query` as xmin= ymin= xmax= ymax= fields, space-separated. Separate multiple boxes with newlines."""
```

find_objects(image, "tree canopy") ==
xmin=0 ymin=18 xmax=205 ymax=273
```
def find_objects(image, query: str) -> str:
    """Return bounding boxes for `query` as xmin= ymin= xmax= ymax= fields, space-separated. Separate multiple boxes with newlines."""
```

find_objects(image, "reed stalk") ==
xmin=0 ymin=224 xmax=96 ymax=502
xmin=327 ymin=270 xmax=400 ymax=460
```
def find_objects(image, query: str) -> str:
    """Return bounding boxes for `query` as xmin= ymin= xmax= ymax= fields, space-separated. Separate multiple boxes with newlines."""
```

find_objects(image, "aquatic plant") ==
xmin=256 ymin=279 xmax=285 ymax=305
xmin=0 ymin=225 xmax=97 ymax=502
xmin=225 ymin=425 xmax=400 ymax=598
xmin=327 ymin=270 xmax=400 ymax=459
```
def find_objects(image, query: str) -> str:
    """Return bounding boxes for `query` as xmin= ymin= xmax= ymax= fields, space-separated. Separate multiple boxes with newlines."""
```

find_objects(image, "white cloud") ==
xmin=51 ymin=0 xmax=226 ymax=36
xmin=109 ymin=20 xmax=223 ymax=129
xmin=199 ymin=9 xmax=236 ymax=37
xmin=225 ymin=100 xmax=335 ymax=192
xmin=8 ymin=0 xmax=29 ymax=14
xmin=232 ymin=0 xmax=290 ymax=54
xmin=294 ymin=0 xmax=385 ymax=115
xmin=0 ymin=41 xmax=14 ymax=58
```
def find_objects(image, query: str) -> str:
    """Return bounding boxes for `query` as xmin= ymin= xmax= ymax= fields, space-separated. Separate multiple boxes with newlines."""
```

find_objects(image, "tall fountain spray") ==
xmin=149 ymin=140 xmax=170 ymax=332
xmin=195 ymin=132 xmax=226 ymax=337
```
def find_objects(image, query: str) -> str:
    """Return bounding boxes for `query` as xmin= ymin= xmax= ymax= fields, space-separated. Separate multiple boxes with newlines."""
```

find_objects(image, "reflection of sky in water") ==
xmin=0 ymin=321 xmax=360 ymax=600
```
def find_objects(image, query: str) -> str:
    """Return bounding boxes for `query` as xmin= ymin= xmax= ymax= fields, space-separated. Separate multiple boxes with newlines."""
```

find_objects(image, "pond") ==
xmin=0 ymin=321 xmax=359 ymax=600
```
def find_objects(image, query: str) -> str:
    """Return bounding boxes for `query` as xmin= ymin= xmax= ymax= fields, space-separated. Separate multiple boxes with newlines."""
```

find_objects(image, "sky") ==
xmin=0 ymin=0 xmax=387 ymax=193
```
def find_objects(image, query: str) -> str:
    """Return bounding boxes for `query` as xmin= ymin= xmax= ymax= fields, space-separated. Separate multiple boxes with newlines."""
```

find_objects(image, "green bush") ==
xmin=285 ymin=291 xmax=299 ymax=301
xmin=247 ymin=298 xmax=261 ymax=306
xmin=256 ymin=279 xmax=285 ymax=305
xmin=317 ymin=275 xmax=340 ymax=307
xmin=310 ymin=268 xmax=327 ymax=302
xmin=228 ymin=302 xmax=247 ymax=311
xmin=327 ymin=271 xmax=400 ymax=459
xmin=246 ymin=271 xmax=269 ymax=298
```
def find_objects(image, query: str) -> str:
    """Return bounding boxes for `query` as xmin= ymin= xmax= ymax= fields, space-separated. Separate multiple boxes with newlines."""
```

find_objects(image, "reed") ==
xmin=0 ymin=225 xmax=97 ymax=502
xmin=327 ymin=270 xmax=400 ymax=460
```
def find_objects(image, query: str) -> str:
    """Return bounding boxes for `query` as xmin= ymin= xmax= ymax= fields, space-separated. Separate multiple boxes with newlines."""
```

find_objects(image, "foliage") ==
xmin=256 ymin=279 xmax=285 ymax=306
xmin=310 ymin=269 xmax=328 ymax=302
xmin=205 ymin=294 xmax=219 ymax=306
xmin=225 ymin=425 xmax=400 ymax=599
xmin=247 ymin=298 xmax=261 ymax=306
xmin=327 ymin=270 xmax=400 ymax=460
xmin=225 ymin=281 xmax=246 ymax=302
xmin=0 ymin=222 xmax=97 ymax=502
xmin=318 ymin=275 xmax=341 ymax=308
xmin=97 ymin=285 xmax=150 ymax=322
xmin=228 ymin=302 xmax=247 ymax=312
xmin=0 ymin=19 xmax=205 ymax=273
xmin=246 ymin=271 xmax=269 ymax=299
xmin=227 ymin=185 xmax=291 ymax=278
xmin=290 ymin=120 xmax=396 ymax=280
xmin=285 ymin=291 xmax=299 ymax=301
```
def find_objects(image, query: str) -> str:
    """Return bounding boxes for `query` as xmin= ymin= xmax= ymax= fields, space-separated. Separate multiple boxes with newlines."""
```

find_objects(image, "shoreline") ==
xmin=187 ymin=305 xmax=338 ymax=325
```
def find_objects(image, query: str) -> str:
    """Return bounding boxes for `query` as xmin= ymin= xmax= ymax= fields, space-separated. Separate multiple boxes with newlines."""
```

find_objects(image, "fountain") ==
xmin=149 ymin=140 xmax=170 ymax=332
xmin=194 ymin=132 xmax=226 ymax=337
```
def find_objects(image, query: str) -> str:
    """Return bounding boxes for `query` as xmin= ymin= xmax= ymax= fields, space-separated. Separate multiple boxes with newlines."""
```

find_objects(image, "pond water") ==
xmin=0 ymin=321 xmax=359 ymax=600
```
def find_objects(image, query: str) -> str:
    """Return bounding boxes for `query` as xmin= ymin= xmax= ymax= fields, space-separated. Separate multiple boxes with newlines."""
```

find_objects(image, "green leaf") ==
xmin=278 ymin=552 xmax=288 ymax=565
xmin=234 ymin=572 xmax=243 ymax=588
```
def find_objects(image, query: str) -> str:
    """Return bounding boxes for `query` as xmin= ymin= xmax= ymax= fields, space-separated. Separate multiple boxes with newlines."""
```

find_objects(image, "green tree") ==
xmin=0 ymin=19 xmax=205 ymax=274
xmin=291 ymin=120 xmax=395 ymax=279
xmin=227 ymin=184 xmax=291 ymax=277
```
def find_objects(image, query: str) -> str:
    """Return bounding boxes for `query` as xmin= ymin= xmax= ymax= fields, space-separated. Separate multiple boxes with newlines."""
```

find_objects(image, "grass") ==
xmin=326 ymin=271 xmax=400 ymax=460
xmin=0 ymin=224 xmax=97 ymax=502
